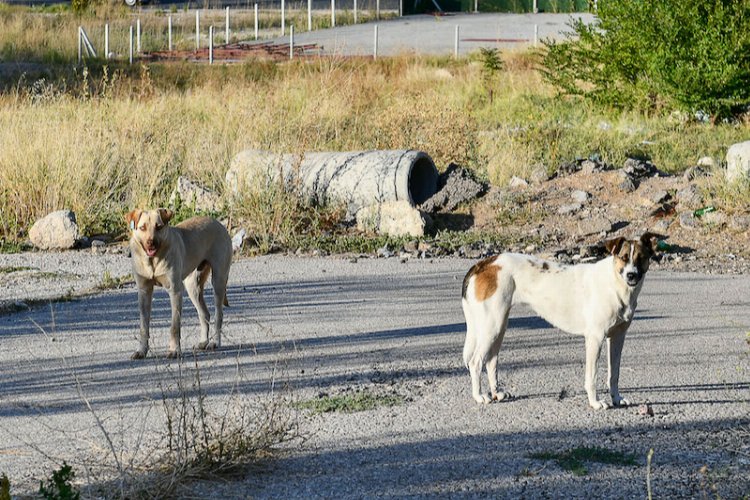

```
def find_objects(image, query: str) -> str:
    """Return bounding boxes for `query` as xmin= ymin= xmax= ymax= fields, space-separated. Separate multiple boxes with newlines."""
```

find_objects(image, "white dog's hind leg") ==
xmin=607 ymin=326 xmax=630 ymax=407
xmin=584 ymin=333 xmax=609 ymax=410
xmin=487 ymin=308 xmax=510 ymax=401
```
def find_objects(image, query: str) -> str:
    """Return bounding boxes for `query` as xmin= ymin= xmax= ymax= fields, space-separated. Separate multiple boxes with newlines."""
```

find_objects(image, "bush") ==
xmin=541 ymin=0 xmax=750 ymax=120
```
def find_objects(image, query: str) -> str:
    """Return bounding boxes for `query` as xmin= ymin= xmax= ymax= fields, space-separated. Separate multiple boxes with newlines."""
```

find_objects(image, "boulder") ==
xmin=571 ymin=190 xmax=590 ymax=203
xmin=29 ymin=210 xmax=79 ymax=250
xmin=419 ymin=163 xmax=487 ymax=213
xmin=357 ymin=201 xmax=432 ymax=237
xmin=169 ymin=176 xmax=221 ymax=213
xmin=726 ymin=141 xmax=750 ymax=183
xmin=676 ymin=184 xmax=704 ymax=209
xmin=508 ymin=176 xmax=529 ymax=189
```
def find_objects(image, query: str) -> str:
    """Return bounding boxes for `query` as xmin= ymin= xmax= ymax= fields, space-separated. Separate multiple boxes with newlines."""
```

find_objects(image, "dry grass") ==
xmin=1 ymin=12 xmax=749 ymax=249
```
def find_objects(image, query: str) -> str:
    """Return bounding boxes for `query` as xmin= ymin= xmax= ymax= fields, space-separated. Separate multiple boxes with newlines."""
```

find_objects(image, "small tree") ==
xmin=541 ymin=0 xmax=750 ymax=121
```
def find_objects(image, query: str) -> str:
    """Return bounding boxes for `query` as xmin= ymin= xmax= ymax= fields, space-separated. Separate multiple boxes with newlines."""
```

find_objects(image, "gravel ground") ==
xmin=0 ymin=251 xmax=748 ymax=498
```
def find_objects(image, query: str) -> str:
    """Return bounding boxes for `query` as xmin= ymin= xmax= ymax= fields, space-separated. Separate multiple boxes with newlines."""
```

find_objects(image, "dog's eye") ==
xmin=139 ymin=225 xmax=147 ymax=231
xmin=620 ymin=254 xmax=629 ymax=262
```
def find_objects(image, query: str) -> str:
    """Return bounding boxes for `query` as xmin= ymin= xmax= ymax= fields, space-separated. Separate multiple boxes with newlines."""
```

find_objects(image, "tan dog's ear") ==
xmin=157 ymin=208 xmax=174 ymax=224
xmin=640 ymin=232 xmax=665 ymax=253
xmin=125 ymin=210 xmax=142 ymax=231
xmin=603 ymin=236 xmax=625 ymax=255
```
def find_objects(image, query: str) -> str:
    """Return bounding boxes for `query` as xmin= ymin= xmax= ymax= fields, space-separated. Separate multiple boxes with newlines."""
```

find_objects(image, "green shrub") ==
xmin=39 ymin=462 xmax=80 ymax=500
xmin=541 ymin=0 xmax=750 ymax=120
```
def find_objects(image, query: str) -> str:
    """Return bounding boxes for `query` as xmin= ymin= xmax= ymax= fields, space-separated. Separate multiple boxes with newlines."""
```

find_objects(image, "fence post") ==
xmin=209 ymin=26 xmax=214 ymax=64
xmin=474 ymin=0 xmax=477 ymax=13
xmin=254 ymin=3 xmax=259 ymax=40
xmin=399 ymin=0 xmax=402 ymax=16
xmin=136 ymin=18 xmax=141 ymax=53
xmin=354 ymin=0 xmax=357 ymax=23
xmin=225 ymin=6 xmax=230 ymax=44
xmin=532 ymin=0 xmax=537 ymax=13
xmin=168 ymin=15 xmax=173 ymax=51
xmin=331 ymin=0 xmax=335 ymax=28
xmin=454 ymin=25 xmax=459 ymax=58
xmin=104 ymin=23 xmax=109 ymax=59
xmin=373 ymin=24 xmax=378 ymax=60
xmin=77 ymin=26 xmax=82 ymax=64
xmin=376 ymin=0 xmax=380 ymax=20
xmin=281 ymin=0 xmax=285 ymax=36
xmin=290 ymin=25 xmax=294 ymax=59
xmin=196 ymin=10 xmax=200 ymax=50
xmin=129 ymin=25 xmax=133 ymax=64
xmin=307 ymin=0 xmax=312 ymax=30
xmin=534 ymin=24 xmax=538 ymax=46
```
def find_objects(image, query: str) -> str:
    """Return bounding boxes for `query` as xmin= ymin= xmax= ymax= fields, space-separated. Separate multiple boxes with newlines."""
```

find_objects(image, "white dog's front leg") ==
xmin=132 ymin=285 xmax=154 ymax=360
xmin=584 ymin=334 xmax=609 ymax=410
xmin=607 ymin=326 xmax=630 ymax=407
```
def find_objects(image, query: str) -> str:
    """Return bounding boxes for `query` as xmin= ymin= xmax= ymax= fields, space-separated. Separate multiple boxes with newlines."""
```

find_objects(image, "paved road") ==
xmin=0 ymin=254 xmax=748 ymax=497
xmin=266 ymin=12 xmax=593 ymax=56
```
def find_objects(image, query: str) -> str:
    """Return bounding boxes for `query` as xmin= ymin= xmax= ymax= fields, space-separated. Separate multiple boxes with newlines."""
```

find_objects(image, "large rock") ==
xmin=419 ymin=163 xmax=487 ymax=213
xmin=356 ymin=201 xmax=432 ymax=237
xmin=726 ymin=141 xmax=750 ymax=182
xmin=169 ymin=176 xmax=221 ymax=213
xmin=29 ymin=210 xmax=80 ymax=250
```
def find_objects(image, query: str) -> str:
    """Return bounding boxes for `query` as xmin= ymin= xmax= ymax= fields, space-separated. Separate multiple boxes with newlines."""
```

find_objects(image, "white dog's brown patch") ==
xmin=462 ymin=256 xmax=501 ymax=302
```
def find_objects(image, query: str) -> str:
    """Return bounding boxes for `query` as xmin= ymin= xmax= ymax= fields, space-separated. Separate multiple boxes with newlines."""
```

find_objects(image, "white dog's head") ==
xmin=604 ymin=233 xmax=663 ymax=287
xmin=125 ymin=208 xmax=174 ymax=257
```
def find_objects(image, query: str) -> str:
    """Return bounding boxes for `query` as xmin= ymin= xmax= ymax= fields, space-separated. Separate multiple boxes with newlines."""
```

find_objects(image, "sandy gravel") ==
xmin=0 ymin=252 xmax=748 ymax=498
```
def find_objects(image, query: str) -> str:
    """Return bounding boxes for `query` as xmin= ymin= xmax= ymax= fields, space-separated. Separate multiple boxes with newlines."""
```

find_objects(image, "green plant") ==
xmin=0 ymin=474 xmax=10 ymax=500
xmin=478 ymin=47 xmax=504 ymax=104
xmin=39 ymin=462 xmax=80 ymax=500
xmin=541 ymin=0 xmax=750 ymax=120
xmin=294 ymin=390 xmax=405 ymax=414
xmin=529 ymin=446 xmax=638 ymax=476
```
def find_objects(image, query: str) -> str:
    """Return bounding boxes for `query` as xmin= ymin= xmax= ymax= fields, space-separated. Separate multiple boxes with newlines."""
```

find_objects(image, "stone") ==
xmin=404 ymin=240 xmax=419 ymax=252
xmin=683 ymin=165 xmax=709 ymax=181
xmin=701 ymin=211 xmax=728 ymax=227
xmin=580 ymin=159 xmax=608 ymax=174
xmin=529 ymin=165 xmax=550 ymax=184
xmin=623 ymin=157 xmax=661 ymax=179
xmin=169 ymin=176 xmax=221 ymax=213
xmin=508 ymin=176 xmax=529 ymax=189
xmin=617 ymin=171 xmax=638 ymax=193
xmin=651 ymin=219 xmax=672 ymax=234
xmin=726 ymin=141 xmax=750 ymax=183
xmin=557 ymin=203 xmax=582 ymax=215
xmin=356 ymin=201 xmax=432 ymax=238
xmin=29 ymin=210 xmax=80 ymax=250
xmin=676 ymin=184 xmax=703 ymax=209
xmin=577 ymin=216 xmax=611 ymax=236
xmin=651 ymin=190 xmax=671 ymax=204
xmin=729 ymin=215 xmax=750 ymax=232
xmin=571 ymin=190 xmax=590 ymax=203
xmin=679 ymin=211 xmax=698 ymax=229
xmin=696 ymin=156 xmax=716 ymax=168
xmin=419 ymin=163 xmax=487 ymax=213
xmin=231 ymin=229 xmax=246 ymax=252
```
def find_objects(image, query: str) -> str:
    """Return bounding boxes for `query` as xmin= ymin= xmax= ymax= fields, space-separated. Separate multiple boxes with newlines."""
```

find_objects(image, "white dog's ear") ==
xmin=125 ymin=210 xmax=142 ymax=231
xmin=640 ymin=232 xmax=665 ymax=253
xmin=603 ymin=236 xmax=625 ymax=255
xmin=157 ymin=208 xmax=174 ymax=224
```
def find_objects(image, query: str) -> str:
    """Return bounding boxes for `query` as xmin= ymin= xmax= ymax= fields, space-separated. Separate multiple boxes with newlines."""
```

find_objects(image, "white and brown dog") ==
xmin=126 ymin=208 xmax=232 ymax=360
xmin=461 ymin=233 xmax=662 ymax=409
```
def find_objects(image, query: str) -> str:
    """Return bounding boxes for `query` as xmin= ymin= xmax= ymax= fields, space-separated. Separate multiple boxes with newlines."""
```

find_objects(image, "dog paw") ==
xmin=589 ymin=399 xmax=610 ymax=410
xmin=612 ymin=397 xmax=630 ymax=407
xmin=473 ymin=394 xmax=492 ymax=404
xmin=131 ymin=351 xmax=146 ymax=360
xmin=492 ymin=391 xmax=511 ymax=402
xmin=193 ymin=341 xmax=218 ymax=351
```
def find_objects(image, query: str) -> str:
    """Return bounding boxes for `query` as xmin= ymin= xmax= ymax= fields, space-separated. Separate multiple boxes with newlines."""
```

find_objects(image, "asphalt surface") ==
xmin=0 ymin=253 xmax=748 ymax=498
xmin=269 ymin=12 xmax=594 ymax=56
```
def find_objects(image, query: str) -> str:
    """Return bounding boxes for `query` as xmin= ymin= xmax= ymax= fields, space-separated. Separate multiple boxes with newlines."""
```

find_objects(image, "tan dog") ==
xmin=126 ymin=208 xmax=232 ymax=359
xmin=462 ymin=233 xmax=662 ymax=409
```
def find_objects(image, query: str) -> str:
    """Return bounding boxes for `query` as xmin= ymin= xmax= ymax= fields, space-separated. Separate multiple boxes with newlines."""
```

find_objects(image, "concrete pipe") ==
xmin=226 ymin=149 xmax=439 ymax=213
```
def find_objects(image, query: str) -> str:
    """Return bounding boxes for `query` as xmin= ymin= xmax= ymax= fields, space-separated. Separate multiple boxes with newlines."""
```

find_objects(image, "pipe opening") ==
xmin=408 ymin=156 xmax=439 ymax=205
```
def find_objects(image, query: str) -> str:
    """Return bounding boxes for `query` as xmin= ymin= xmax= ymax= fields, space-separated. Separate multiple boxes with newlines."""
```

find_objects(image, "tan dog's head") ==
xmin=604 ymin=232 xmax=664 ymax=287
xmin=125 ymin=208 xmax=173 ymax=257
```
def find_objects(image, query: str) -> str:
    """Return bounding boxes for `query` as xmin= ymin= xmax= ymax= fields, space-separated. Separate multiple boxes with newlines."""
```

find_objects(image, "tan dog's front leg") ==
xmin=584 ymin=333 xmax=609 ymax=410
xmin=132 ymin=285 xmax=154 ymax=360
xmin=167 ymin=286 xmax=183 ymax=358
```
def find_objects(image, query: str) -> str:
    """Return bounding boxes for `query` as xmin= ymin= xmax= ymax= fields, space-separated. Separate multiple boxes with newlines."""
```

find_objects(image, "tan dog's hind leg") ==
xmin=166 ymin=285 xmax=183 ymax=358
xmin=187 ymin=267 xmax=212 ymax=350
xmin=607 ymin=325 xmax=630 ymax=407
xmin=584 ymin=333 xmax=609 ymax=410
xmin=132 ymin=285 xmax=154 ymax=360
xmin=209 ymin=267 xmax=229 ymax=350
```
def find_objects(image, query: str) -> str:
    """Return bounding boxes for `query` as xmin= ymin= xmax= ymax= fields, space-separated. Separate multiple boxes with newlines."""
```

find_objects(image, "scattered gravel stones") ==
xmin=623 ymin=157 xmax=663 ymax=179
xmin=729 ymin=215 xmax=750 ymax=232
xmin=420 ymin=163 xmax=487 ymax=213
xmin=651 ymin=190 xmax=671 ymax=204
xmin=616 ymin=171 xmax=638 ymax=193
xmin=28 ymin=210 xmax=80 ymax=250
xmin=558 ymin=203 xmax=582 ymax=215
xmin=577 ymin=215 xmax=611 ymax=236
xmin=679 ymin=211 xmax=699 ymax=229
xmin=701 ymin=211 xmax=728 ymax=227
